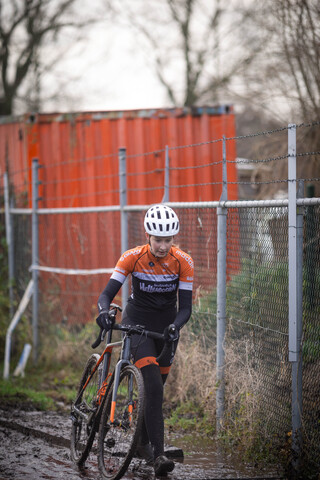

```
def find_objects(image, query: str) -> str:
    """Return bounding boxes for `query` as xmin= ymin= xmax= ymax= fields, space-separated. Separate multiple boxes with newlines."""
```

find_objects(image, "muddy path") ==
xmin=0 ymin=408 xmax=284 ymax=480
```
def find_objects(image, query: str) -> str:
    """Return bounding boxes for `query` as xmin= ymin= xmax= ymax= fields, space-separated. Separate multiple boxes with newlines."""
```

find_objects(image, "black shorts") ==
xmin=122 ymin=302 xmax=178 ymax=375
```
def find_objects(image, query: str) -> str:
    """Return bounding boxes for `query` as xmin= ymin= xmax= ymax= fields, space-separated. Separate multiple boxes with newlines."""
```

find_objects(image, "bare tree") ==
xmin=242 ymin=0 xmax=320 ymax=123
xmin=108 ymin=0 xmax=263 ymax=107
xmin=0 ymin=0 xmax=99 ymax=115
xmin=277 ymin=0 xmax=320 ymax=122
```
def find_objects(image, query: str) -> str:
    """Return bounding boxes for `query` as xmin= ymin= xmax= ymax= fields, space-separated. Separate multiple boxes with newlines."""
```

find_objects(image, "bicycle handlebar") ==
xmin=91 ymin=304 xmax=177 ymax=363
xmin=91 ymin=303 xmax=122 ymax=349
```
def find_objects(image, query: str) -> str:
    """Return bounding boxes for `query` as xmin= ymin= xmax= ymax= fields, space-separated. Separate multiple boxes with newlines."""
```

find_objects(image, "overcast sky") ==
xmin=43 ymin=18 xmax=169 ymax=113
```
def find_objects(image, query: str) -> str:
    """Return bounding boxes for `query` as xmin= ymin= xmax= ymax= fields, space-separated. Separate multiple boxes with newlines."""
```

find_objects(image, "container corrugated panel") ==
xmin=0 ymin=107 xmax=239 ymax=322
xmin=0 ymin=106 xmax=238 ymax=208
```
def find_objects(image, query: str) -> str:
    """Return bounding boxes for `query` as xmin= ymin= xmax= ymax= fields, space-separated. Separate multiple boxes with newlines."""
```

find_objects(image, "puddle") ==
xmin=0 ymin=409 xmax=284 ymax=480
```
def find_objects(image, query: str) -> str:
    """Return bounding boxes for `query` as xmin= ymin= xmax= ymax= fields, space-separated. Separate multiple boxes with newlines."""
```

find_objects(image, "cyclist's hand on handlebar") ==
xmin=96 ymin=310 xmax=114 ymax=332
xmin=163 ymin=324 xmax=179 ymax=343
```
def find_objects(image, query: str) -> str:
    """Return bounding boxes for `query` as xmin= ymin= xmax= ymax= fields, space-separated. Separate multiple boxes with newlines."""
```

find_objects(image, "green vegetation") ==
xmin=0 ymin=332 xmax=84 ymax=412
xmin=0 ymin=376 xmax=55 ymax=411
xmin=1 ymin=227 xmax=319 ymax=478
xmin=165 ymin=400 xmax=215 ymax=436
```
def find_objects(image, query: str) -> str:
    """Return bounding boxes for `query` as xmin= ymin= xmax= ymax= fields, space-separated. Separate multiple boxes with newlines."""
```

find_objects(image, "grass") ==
xmin=0 ymin=376 xmax=55 ymax=411
xmin=0 ymin=315 xmax=289 ymax=474
xmin=0 ymin=361 xmax=81 ymax=412
xmin=165 ymin=400 xmax=215 ymax=436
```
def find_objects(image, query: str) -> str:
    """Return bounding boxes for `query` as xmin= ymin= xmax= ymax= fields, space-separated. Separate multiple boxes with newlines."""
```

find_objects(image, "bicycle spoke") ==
xmin=70 ymin=354 xmax=100 ymax=465
xmin=98 ymin=365 xmax=144 ymax=480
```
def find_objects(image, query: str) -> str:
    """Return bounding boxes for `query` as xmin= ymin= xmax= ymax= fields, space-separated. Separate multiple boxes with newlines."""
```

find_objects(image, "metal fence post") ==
xmin=288 ymin=124 xmax=303 ymax=470
xmin=162 ymin=145 xmax=170 ymax=203
xmin=216 ymin=136 xmax=228 ymax=430
xmin=4 ymin=172 xmax=14 ymax=317
xmin=32 ymin=158 xmax=40 ymax=363
xmin=119 ymin=147 xmax=128 ymax=308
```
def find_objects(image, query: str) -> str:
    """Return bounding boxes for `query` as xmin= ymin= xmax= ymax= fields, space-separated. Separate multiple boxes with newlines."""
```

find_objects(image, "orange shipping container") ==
xmin=0 ymin=107 xmax=239 ymax=323
xmin=0 ymin=106 xmax=238 ymax=207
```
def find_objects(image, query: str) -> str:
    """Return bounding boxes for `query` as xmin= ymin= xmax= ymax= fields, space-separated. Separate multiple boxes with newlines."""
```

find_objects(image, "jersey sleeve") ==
xmin=177 ymin=250 xmax=194 ymax=291
xmin=110 ymin=247 xmax=142 ymax=285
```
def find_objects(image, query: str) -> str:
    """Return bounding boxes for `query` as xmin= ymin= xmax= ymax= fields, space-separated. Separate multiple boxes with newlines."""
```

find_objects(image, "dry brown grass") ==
xmin=223 ymin=334 xmax=263 ymax=439
xmin=165 ymin=327 xmax=216 ymax=410
xmin=166 ymin=326 xmax=264 ymax=441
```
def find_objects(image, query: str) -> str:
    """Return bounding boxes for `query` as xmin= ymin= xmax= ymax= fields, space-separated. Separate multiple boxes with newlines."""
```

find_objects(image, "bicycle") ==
xmin=70 ymin=303 xmax=175 ymax=480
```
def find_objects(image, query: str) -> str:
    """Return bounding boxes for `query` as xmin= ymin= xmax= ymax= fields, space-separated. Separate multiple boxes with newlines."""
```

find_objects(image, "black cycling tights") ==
xmin=139 ymin=363 xmax=168 ymax=459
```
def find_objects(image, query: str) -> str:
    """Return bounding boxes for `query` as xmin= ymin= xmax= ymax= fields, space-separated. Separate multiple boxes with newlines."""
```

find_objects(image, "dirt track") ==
xmin=0 ymin=408 xmax=284 ymax=480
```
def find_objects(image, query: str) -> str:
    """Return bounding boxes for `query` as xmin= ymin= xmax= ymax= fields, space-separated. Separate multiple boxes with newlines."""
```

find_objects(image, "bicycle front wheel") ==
xmin=70 ymin=353 xmax=101 ymax=466
xmin=98 ymin=364 xmax=144 ymax=480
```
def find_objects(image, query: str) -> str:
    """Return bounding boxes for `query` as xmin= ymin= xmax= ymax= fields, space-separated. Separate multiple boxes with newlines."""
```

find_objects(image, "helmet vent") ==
xmin=144 ymin=204 xmax=180 ymax=237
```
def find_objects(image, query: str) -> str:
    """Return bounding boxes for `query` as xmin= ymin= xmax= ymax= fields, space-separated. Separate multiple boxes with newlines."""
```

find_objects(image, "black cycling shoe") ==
xmin=136 ymin=443 xmax=154 ymax=465
xmin=154 ymin=455 xmax=175 ymax=476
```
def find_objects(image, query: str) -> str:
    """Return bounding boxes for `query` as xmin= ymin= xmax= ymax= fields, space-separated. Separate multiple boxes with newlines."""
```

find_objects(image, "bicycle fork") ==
xmin=110 ymin=336 xmax=132 ymax=425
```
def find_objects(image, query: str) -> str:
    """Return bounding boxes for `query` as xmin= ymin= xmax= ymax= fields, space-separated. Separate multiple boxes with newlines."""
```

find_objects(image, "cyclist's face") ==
xmin=147 ymin=234 xmax=174 ymax=258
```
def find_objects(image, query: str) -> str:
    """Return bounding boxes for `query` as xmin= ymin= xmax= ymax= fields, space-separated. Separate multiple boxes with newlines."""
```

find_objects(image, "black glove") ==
xmin=163 ymin=324 xmax=179 ymax=343
xmin=96 ymin=310 xmax=114 ymax=331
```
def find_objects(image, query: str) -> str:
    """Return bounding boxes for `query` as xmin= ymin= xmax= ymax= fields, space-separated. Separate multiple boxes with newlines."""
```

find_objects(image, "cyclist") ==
xmin=96 ymin=204 xmax=194 ymax=476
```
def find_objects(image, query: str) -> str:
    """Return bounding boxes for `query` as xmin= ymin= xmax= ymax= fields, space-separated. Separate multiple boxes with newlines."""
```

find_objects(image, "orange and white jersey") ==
xmin=111 ymin=244 xmax=194 ymax=311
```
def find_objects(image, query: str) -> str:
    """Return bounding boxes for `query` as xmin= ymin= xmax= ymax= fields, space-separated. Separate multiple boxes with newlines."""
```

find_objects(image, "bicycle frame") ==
xmin=107 ymin=329 xmax=134 ymax=424
xmin=73 ymin=326 xmax=135 ymax=426
xmin=71 ymin=336 xmax=118 ymax=424
xmin=71 ymin=311 xmax=175 ymax=474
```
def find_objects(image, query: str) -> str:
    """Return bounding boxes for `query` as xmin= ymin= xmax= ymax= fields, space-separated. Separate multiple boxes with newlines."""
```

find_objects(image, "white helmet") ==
xmin=144 ymin=204 xmax=180 ymax=237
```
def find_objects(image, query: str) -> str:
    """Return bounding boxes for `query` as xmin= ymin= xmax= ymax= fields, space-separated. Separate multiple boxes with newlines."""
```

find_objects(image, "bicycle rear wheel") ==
xmin=70 ymin=353 xmax=101 ymax=466
xmin=98 ymin=364 xmax=144 ymax=480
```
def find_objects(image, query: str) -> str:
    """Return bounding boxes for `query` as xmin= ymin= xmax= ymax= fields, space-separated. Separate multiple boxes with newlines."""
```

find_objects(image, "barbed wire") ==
xmin=127 ymin=185 xmax=165 ymax=192
xmin=296 ymin=120 xmax=320 ymax=129
xmin=127 ymin=168 xmax=165 ymax=177
xmin=126 ymin=148 xmax=166 ymax=159
xmin=128 ymin=180 xmax=225 ymax=192
xmin=297 ymin=177 xmax=320 ymax=183
xmin=170 ymin=160 xmax=223 ymax=170
xmin=170 ymin=181 xmax=223 ymax=188
xmin=42 ymin=174 xmax=319 ymax=201
xmin=44 ymin=152 xmax=119 ymax=170
xmin=41 ymin=171 xmax=119 ymax=186
xmin=169 ymin=137 xmax=223 ymax=151
xmin=126 ymin=137 xmax=224 ymax=160
xmin=226 ymin=120 xmax=320 ymax=143
xmin=44 ymin=188 xmax=120 ymax=202
xmin=127 ymin=160 xmax=223 ymax=175
xmin=230 ymin=179 xmax=289 ymax=186
xmin=230 ymin=154 xmax=289 ymax=165
xmin=5 ymin=121 xmax=320 ymax=180
xmin=296 ymin=151 xmax=320 ymax=158
xmin=226 ymin=125 xmax=290 ymax=142
xmin=7 ymin=153 xmax=120 ymax=178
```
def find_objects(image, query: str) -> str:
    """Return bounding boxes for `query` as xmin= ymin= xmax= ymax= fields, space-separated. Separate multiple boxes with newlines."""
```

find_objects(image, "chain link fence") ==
xmin=2 ymin=120 xmax=320 ymax=476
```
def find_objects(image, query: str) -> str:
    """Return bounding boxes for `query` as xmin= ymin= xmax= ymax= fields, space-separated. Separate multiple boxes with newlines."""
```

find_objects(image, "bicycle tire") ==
xmin=70 ymin=353 xmax=101 ymax=466
xmin=98 ymin=364 xmax=145 ymax=480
